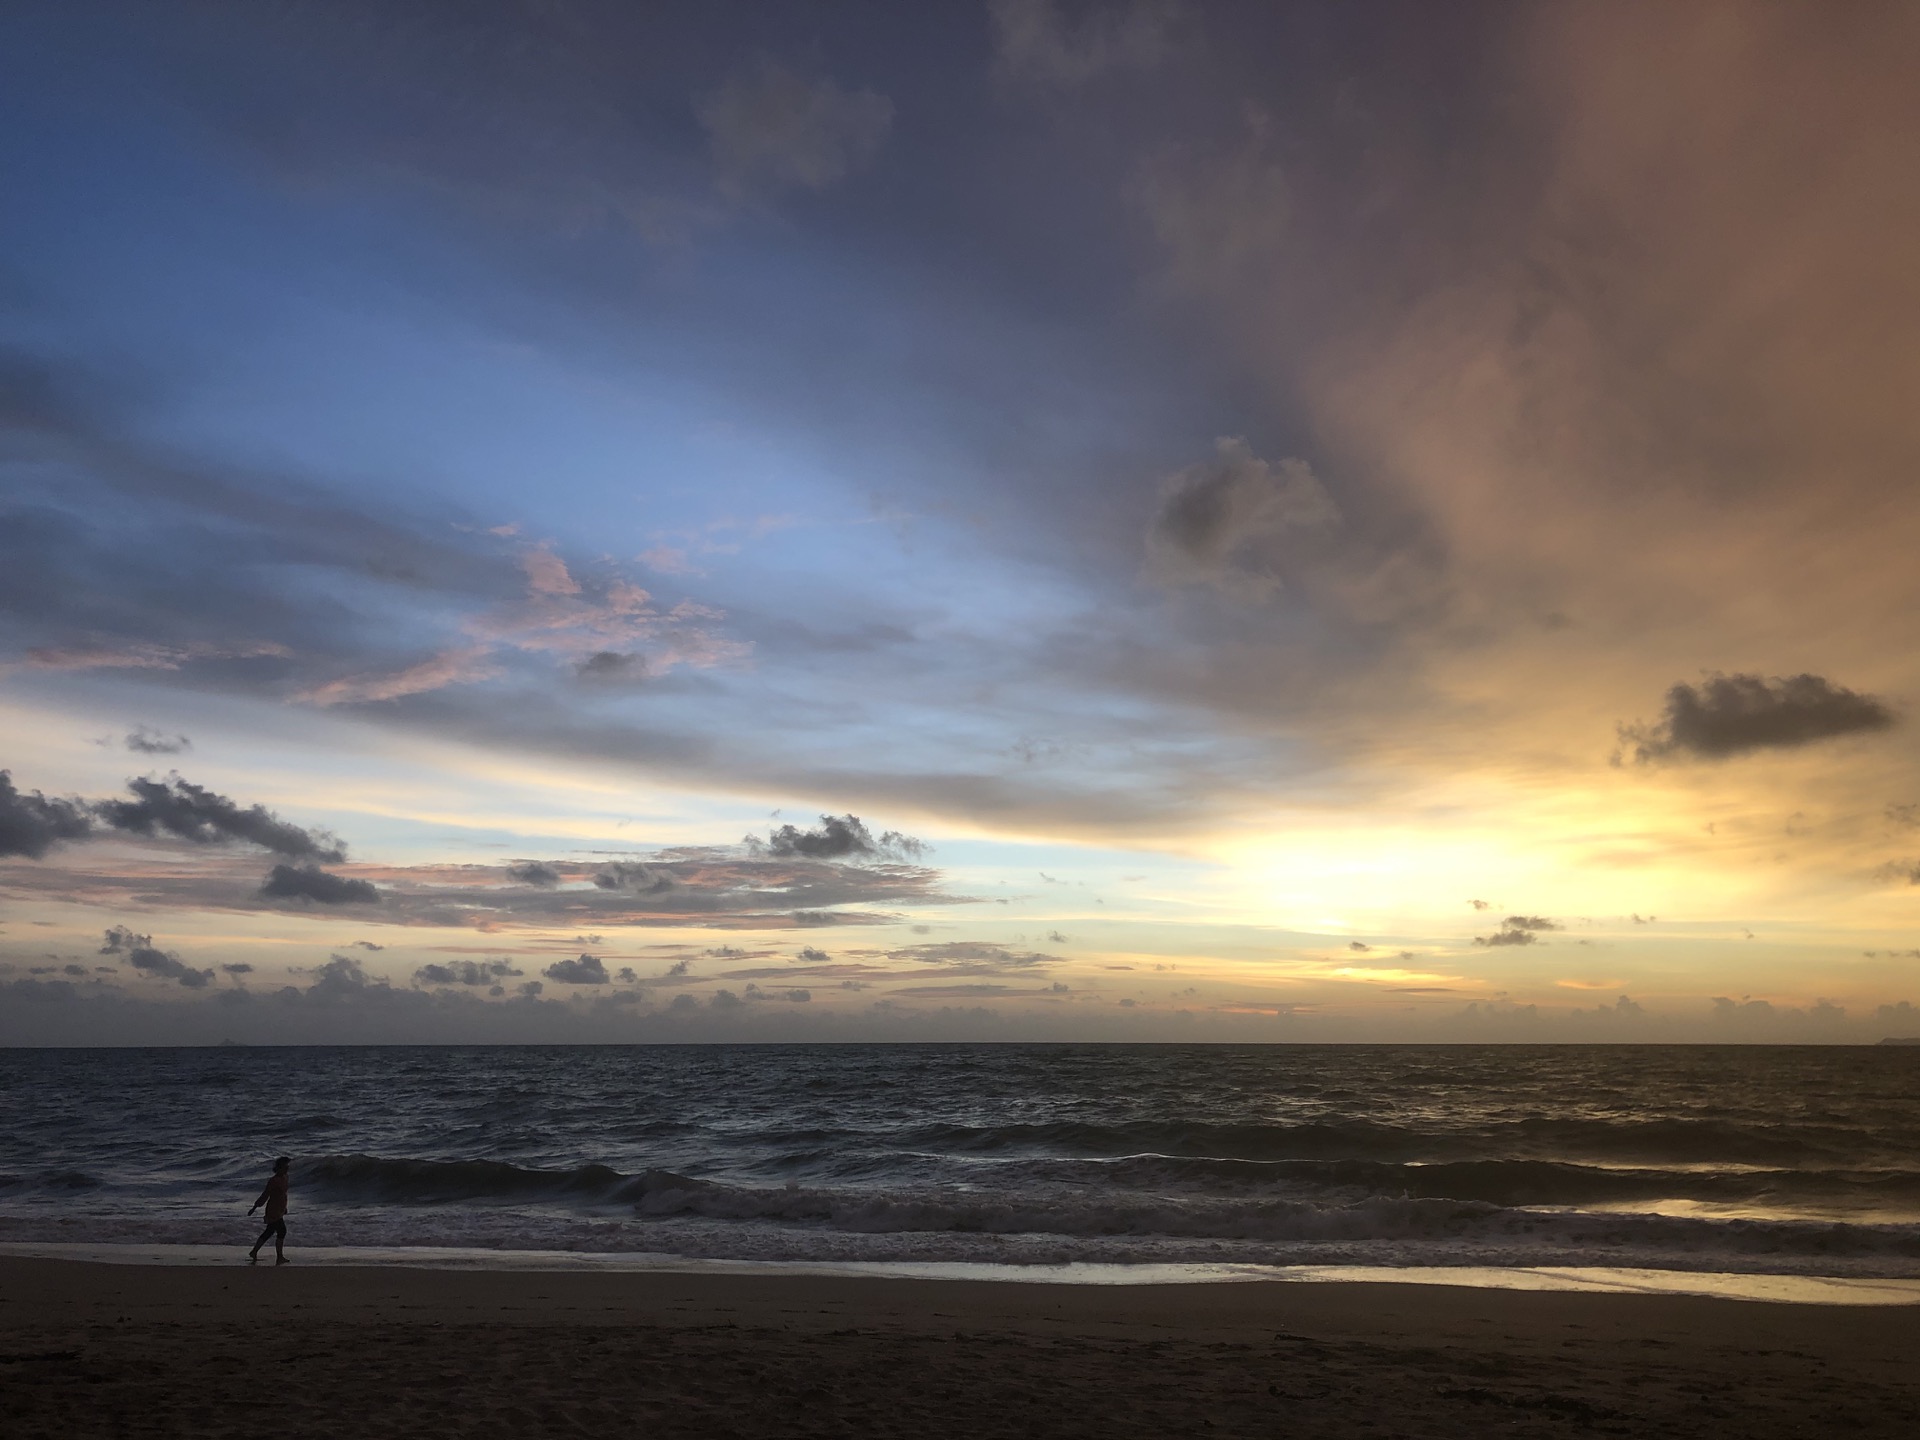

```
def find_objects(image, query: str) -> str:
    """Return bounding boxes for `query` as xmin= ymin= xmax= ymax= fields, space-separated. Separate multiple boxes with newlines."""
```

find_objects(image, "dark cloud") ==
xmin=1473 ymin=916 xmax=1556 ymax=948
xmin=506 ymin=861 xmax=562 ymax=887
xmin=797 ymin=946 xmax=830 ymax=962
xmin=743 ymin=982 xmax=811 ymax=1003
xmin=1620 ymin=673 xmax=1896 ymax=762
xmin=592 ymin=862 xmax=675 ymax=895
xmin=575 ymin=650 xmax=646 ymax=682
xmin=758 ymin=814 xmax=927 ymax=861
xmin=0 ymin=770 xmax=94 ymax=858
xmin=351 ymin=940 xmax=384 ymax=951
xmin=543 ymin=953 xmax=609 ymax=984
xmin=222 ymin=962 xmax=254 ymax=975
xmin=259 ymin=864 xmax=379 ymax=905
xmin=100 ymin=925 xmax=213 ymax=988
xmin=887 ymin=941 xmax=1052 ymax=969
xmin=124 ymin=726 xmax=191 ymax=755
xmin=416 ymin=959 xmax=522 ymax=986
xmin=1146 ymin=438 xmax=1339 ymax=600
xmin=304 ymin=953 xmax=387 ymax=1002
xmin=95 ymin=773 xmax=346 ymax=860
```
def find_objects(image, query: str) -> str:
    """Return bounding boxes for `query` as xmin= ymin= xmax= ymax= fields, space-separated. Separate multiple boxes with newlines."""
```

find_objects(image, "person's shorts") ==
xmin=259 ymin=1217 xmax=287 ymax=1239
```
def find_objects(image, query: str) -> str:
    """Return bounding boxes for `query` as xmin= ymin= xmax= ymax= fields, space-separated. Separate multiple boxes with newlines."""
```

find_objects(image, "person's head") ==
xmin=273 ymin=1156 xmax=290 ymax=1174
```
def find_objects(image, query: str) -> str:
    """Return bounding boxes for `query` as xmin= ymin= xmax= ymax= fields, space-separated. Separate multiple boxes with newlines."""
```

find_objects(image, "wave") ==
xmin=300 ymin=1154 xmax=633 ymax=1205
xmin=0 ymin=1170 xmax=102 ymax=1193
xmin=1049 ymin=1153 xmax=1920 ymax=1210
xmin=278 ymin=1154 xmax=1920 ymax=1262
xmin=894 ymin=1116 xmax=1920 ymax=1169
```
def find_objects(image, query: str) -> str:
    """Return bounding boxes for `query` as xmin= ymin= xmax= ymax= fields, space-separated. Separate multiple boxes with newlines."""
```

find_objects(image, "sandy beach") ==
xmin=2 ymin=1256 xmax=1917 ymax=1437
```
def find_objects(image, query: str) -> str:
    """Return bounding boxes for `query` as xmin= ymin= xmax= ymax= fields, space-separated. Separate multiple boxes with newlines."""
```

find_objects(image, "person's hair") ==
xmin=273 ymin=1155 xmax=290 ymax=1171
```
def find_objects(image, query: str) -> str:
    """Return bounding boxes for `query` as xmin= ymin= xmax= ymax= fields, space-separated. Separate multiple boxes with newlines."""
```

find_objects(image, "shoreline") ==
xmin=6 ymin=1253 xmax=1920 ymax=1436
xmin=4 ymin=1240 xmax=1920 ymax=1306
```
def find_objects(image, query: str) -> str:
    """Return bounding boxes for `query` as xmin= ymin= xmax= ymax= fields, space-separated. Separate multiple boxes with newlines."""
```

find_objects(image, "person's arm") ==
xmin=248 ymin=1181 xmax=271 ymax=1215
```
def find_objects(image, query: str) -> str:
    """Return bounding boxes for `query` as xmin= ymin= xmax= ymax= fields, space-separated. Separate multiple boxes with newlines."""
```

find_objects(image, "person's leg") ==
xmin=272 ymin=1218 xmax=287 ymax=1263
xmin=249 ymin=1222 xmax=275 ymax=1259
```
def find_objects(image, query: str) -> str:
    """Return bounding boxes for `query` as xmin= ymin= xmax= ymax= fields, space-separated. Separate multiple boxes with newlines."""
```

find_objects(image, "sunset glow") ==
xmin=5 ymin=0 xmax=1920 ymax=1043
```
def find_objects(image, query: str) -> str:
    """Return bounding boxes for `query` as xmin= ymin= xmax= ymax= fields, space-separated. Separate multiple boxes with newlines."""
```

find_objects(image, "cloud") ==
xmin=1877 ymin=1001 xmax=1920 ymax=1033
xmin=124 ymin=726 xmax=191 ymax=755
xmin=221 ymin=962 xmax=254 ymax=976
xmin=1620 ymin=673 xmax=1896 ymax=762
xmin=1474 ymin=916 xmax=1558 ymax=948
xmin=990 ymin=0 xmax=1176 ymax=86
xmin=886 ymin=941 xmax=1052 ymax=970
xmin=466 ymin=565 xmax=747 ymax=677
xmin=0 ymin=770 xmax=94 ymax=858
xmin=259 ymin=864 xmax=379 ymax=905
xmin=797 ymin=946 xmax=830 ymax=962
xmin=95 ymin=773 xmax=346 ymax=860
xmin=416 ymin=959 xmax=522 ymax=986
xmin=351 ymin=940 xmax=384 ymax=951
xmin=743 ymin=982 xmax=811 ymax=1003
xmin=757 ymin=814 xmax=927 ymax=861
xmin=543 ymin=953 xmax=609 ymax=985
xmin=1131 ymin=119 xmax=1291 ymax=295
xmin=305 ymin=953 xmax=389 ymax=1002
xmin=575 ymin=651 xmax=647 ymax=682
xmin=519 ymin=544 xmax=580 ymax=598
xmin=1146 ymin=438 xmax=1338 ymax=600
xmin=100 ymin=925 xmax=213 ymax=988
xmin=1503 ymin=916 xmax=1560 ymax=933
xmin=3 ymin=848 xmax=954 ymax=934
xmin=506 ymin=861 xmax=562 ymax=887
xmin=291 ymin=647 xmax=503 ymax=708
xmin=23 ymin=641 xmax=288 ymax=672
xmin=592 ymin=862 xmax=675 ymax=895
xmin=700 ymin=58 xmax=892 ymax=196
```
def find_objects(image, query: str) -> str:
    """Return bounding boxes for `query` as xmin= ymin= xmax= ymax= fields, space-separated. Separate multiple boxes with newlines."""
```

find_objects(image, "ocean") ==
xmin=3 ymin=1043 xmax=1918 ymax=1278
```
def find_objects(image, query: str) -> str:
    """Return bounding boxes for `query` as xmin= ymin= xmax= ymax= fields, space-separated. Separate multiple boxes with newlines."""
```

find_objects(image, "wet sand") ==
xmin=3 ymin=1255 xmax=1918 ymax=1437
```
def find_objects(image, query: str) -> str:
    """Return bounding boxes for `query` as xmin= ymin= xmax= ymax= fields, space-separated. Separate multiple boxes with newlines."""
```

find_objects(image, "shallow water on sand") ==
xmin=3 ymin=1043 xmax=1917 ymax=1276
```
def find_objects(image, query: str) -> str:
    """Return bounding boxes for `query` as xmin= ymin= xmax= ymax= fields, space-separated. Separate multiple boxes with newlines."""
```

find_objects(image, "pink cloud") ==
xmin=291 ymin=648 xmax=502 ymax=707
xmin=519 ymin=544 xmax=581 ymax=597
xmin=22 ymin=641 xmax=289 ymax=671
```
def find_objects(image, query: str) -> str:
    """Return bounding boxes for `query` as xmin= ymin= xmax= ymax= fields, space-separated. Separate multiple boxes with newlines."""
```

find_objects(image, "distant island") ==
xmin=1878 ymin=1037 xmax=1920 ymax=1046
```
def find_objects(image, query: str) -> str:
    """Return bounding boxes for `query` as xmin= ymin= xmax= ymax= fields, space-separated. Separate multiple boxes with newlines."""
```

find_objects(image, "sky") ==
xmin=4 ymin=0 xmax=1920 ymax=1044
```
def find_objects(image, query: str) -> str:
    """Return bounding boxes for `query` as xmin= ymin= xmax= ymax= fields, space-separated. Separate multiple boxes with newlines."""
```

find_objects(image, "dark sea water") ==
xmin=3 ymin=1044 xmax=1919 ymax=1277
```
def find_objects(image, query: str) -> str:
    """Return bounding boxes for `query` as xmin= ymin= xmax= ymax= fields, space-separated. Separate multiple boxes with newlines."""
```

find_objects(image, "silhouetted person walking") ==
xmin=248 ymin=1156 xmax=291 ymax=1263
